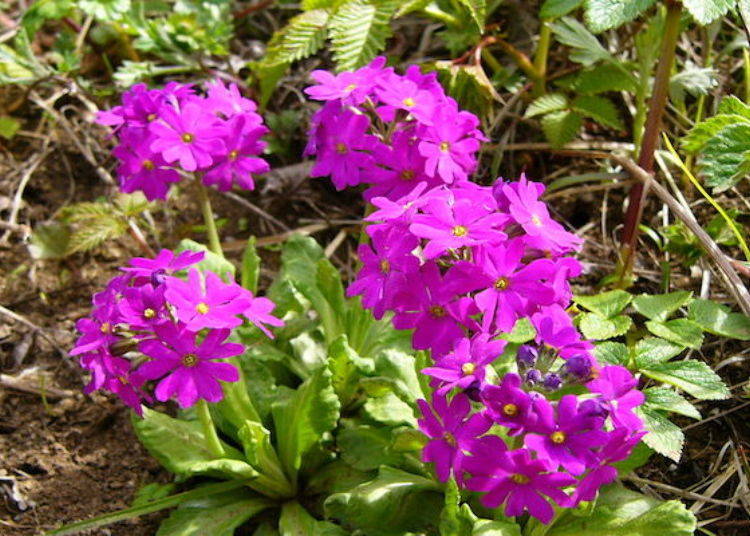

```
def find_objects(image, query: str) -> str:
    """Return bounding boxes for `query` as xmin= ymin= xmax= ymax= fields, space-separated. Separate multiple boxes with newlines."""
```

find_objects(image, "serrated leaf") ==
xmin=574 ymin=289 xmax=632 ymax=317
xmin=579 ymin=313 xmax=632 ymax=340
xmin=542 ymin=110 xmax=583 ymax=147
xmin=683 ymin=114 xmax=750 ymax=153
xmin=265 ymin=9 xmax=330 ymax=65
xmin=669 ymin=63 xmax=718 ymax=107
xmin=698 ymin=123 xmax=750 ymax=192
xmin=541 ymin=0 xmax=584 ymax=18
xmin=633 ymin=337 xmax=684 ymax=368
xmin=329 ymin=0 xmax=399 ymax=72
xmin=717 ymin=95 xmax=750 ymax=117
xmin=641 ymin=359 xmax=730 ymax=400
xmin=457 ymin=0 xmax=487 ymax=30
xmin=338 ymin=425 xmax=405 ymax=471
xmin=688 ymin=298 xmax=750 ymax=340
xmin=594 ymin=341 xmax=629 ymax=366
xmin=175 ymin=239 xmax=236 ymax=279
xmin=499 ymin=317 xmax=536 ymax=343
xmin=572 ymin=95 xmax=624 ymax=130
xmin=637 ymin=407 xmax=684 ymax=461
xmin=67 ymin=214 xmax=128 ymax=254
xmin=645 ymin=319 xmax=704 ymax=349
xmin=328 ymin=335 xmax=375 ymax=406
xmin=644 ymin=387 xmax=701 ymax=420
xmin=568 ymin=63 xmax=638 ymax=94
xmin=682 ymin=0 xmax=736 ymax=25
xmin=364 ymin=392 xmax=417 ymax=426
xmin=632 ymin=291 xmax=693 ymax=322
xmin=584 ymin=0 xmax=657 ymax=33
xmin=525 ymin=93 xmax=569 ymax=118
xmin=551 ymin=17 xmax=612 ymax=65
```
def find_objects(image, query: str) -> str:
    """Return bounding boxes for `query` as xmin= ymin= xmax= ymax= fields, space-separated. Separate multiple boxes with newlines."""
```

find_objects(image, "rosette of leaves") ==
xmin=575 ymin=289 xmax=749 ymax=462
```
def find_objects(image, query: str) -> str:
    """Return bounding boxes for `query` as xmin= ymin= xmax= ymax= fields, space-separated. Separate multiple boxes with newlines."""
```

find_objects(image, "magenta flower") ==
xmin=421 ymin=335 xmax=506 ymax=395
xmin=203 ymin=116 xmax=270 ymax=191
xmin=164 ymin=269 xmax=252 ymax=330
xmin=417 ymin=393 xmax=494 ymax=483
xmin=149 ymin=101 xmax=225 ymax=171
xmin=205 ymin=79 xmax=258 ymax=118
xmin=305 ymin=56 xmax=387 ymax=105
xmin=524 ymin=395 xmax=608 ymax=475
xmin=243 ymin=295 xmax=284 ymax=338
xmin=481 ymin=373 xmax=537 ymax=435
xmin=123 ymin=249 xmax=204 ymax=283
xmin=137 ymin=325 xmax=243 ymax=408
xmin=112 ymin=134 xmax=181 ymax=201
xmin=375 ymin=74 xmax=437 ymax=123
xmin=587 ymin=366 xmax=645 ymax=432
xmin=532 ymin=304 xmax=592 ymax=358
xmin=117 ymin=284 xmax=167 ymax=331
xmin=417 ymin=105 xmax=483 ymax=183
xmin=70 ymin=306 xmax=119 ymax=358
xmin=465 ymin=448 xmax=575 ymax=524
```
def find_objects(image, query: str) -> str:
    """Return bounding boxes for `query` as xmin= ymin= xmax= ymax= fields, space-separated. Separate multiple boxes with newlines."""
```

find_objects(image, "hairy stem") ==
xmin=532 ymin=19 xmax=552 ymax=97
xmin=195 ymin=177 xmax=224 ymax=257
xmin=618 ymin=0 xmax=682 ymax=285
xmin=196 ymin=399 xmax=226 ymax=458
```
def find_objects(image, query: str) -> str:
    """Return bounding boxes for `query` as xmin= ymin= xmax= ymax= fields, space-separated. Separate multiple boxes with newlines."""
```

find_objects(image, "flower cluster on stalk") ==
xmin=71 ymin=249 xmax=283 ymax=414
xmin=305 ymin=58 xmax=647 ymax=524
xmin=98 ymin=79 xmax=269 ymax=200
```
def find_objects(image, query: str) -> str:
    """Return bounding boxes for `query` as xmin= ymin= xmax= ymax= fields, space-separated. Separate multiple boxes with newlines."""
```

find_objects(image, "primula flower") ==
xmin=117 ymin=284 xmax=167 ymax=331
xmin=587 ymin=366 xmax=645 ymax=432
xmin=165 ymin=269 xmax=252 ymax=330
xmin=417 ymin=393 xmax=494 ymax=483
xmin=206 ymin=79 xmax=258 ymax=118
xmin=70 ymin=307 xmax=119 ymax=357
xmin=113 ymin=134 xmax=181 ymax=201
xmin=532 ymin=304 xmax=592 ymax=358
xmin=203 ymin=116 xmax=270 ymax=191
xmin=305 ymin=57 xmax=387 ymax=105
xmin=149 ymin=101 xmax=225 ymax=171
xmin=481 ymin=373 xmax=537 ymax=435
xmin=465 ymin=448 xmax=575 ymax=524
xmin=375 ymin=74 xmax=437 ymax=123
xmin=243 ymin=295 xmax=284 ymax=338
xmin=417 ymin=105 xmax=483 ymax=183
xmin=524 ymin=395 xmax=608 ymax=475
xmin=138 ymin=325 xmax=243 ymax=408
xmin=421 ymin=335 xmax=506 ymax=395
xmin=123 ymin=249 xmax=204 ymax=283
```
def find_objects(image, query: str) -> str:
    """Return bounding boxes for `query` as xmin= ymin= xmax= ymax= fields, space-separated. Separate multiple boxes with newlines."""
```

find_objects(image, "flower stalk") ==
xmin=196 ymin=399 xmax=226 ymax=458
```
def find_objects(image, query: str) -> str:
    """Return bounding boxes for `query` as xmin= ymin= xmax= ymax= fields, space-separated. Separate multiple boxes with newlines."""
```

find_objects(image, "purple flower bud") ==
xmin=464 ymin=380 xmax=482 ymax=402
xmin=517 ymin=345 xmax=538 ymax=367
xmin=525 ymin=369 xmax=542 ymax=385
xmin=564 ymin=355 xmax=592 ymax=379
xmin=542 ymin=373 xmax=562 ymax=391
xmin=579 ymin=398 xmax=608 ymax=419
xmin=150 ymin=268 xmax=167 ymax=287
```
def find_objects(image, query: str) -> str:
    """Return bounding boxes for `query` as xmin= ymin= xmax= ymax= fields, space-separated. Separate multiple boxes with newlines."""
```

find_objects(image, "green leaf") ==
xmin=574 ymin=290 xmax=632 ymax=318
xmin=363 ymin=392 xmax=417 ymax=426
xmin=669 ymin=63 xmax=718 ymax=108
xmin=541 ymin=110 xmax=583 ymax=148
xmin=698 ymin=123 xmax=750 ymax=192
xmin=550 ymin=17 xmax=612 ymax=65
xmin=632 ymin=291 xmax=693 ymax=322
xmin=457 ymin=0 xmax=487 ymax=31
xmin=328 ymin=335 xmax=375 ymax=406
xmin=613 ymin=442 xmax=653 ymax=476
xmin=176 ymin=239 xmax=236 ymax=279
xmin=633 ymin=337 xmax=684 ymax=368
xmin=594 ymin=341 xmax=629 ymax=366
xmin=688 ymin=298 xmax=750 ymax=340
xmin=338 ymin=425 xmax=405 ymax=471
xmin=431 ymin=61 xmax=501 ymax=118
xmin=718 ymin=95 xmax=750 ymax=117
xmin=525 ymin=93 xmax=569 ymax=118
xmin=499 ymin=317 xmax=536 ymax=343
xmin=637 ymin=406 xmax=684 ymax=461
xmin=329 ymin=0 xmax=399 ymax=72
xmin=279 ymin=501 xmax=347 ymax=536
xmin=272 ymin=367 xmax=341 ymax=478
xmin=264 ymin=9 xmax=329 ymax=65
xmin=0 ymin=116 xmax=20 ymax=139
xmin=473 ymin=519 xmax=522 ymax=535
xmin=29 ymin=222 xmax=71 ymax=260
xmin=440 ymin=479 xmax=475 ymax=536
xmin=683 ymin=114 xmax=750 ymax=153
xmin=644 ymin=387 xmax=701 ymax=420
xmin=541 ymin=0 xmax=584 ymax=18
xmin=584 ymin=0 xmax=657 ymax=33
xmin=133 ymin=409 xmax=255 ymax=480
xmin=579 ymin=313 xmax=632 ymax=340
xmin=79 ymin=0 xmax=131 ymax=21
xmin=546 ymin=484 xmax=696 ymax=535
xmin=572 ymin=95 xmax=624 ymax=130
xmin=241 ymin=236 xmax=261 ymax=293
xmin=645 ymin=319 xmax=704 ymax=349
xmin=325 ymin=466 xmax=442 ymax=536
xmin=642 ymin=359 xmax=730 ymax=400
xmin=682 ymin=0 xmax=736 ymax=25
xmin=567 ymin=63 xmax=638 ymax=94
xmin=132 ymin=483 xmax=177 ymax=508
xmin=156 ymin=490 xmax=271 ymax=536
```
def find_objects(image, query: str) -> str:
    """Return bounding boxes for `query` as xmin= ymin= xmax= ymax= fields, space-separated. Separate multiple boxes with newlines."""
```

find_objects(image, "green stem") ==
xmin=197 ymin=399 xmax=226 ymax=458
xmin=532 ymin=19 xmax=552 ymax=97
xmin=422 ymin=3 xmax=460 ymax=27
xmin=744 ymin=48 xmax=750 ymax=104
xmin=195 ymin=177 xmax=223 ymax=257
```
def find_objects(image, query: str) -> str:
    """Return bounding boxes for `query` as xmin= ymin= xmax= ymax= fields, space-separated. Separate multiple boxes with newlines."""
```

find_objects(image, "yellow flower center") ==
xmin=143 ymin=308 xmax=156 ymax=319
xmin=228 ymin=150 xmax=239 ymax=161
xmin=100 ymin=322 xmax=111 ymax=334
xmin=439 ymin=141 xmax=451 ymax=152
xmin=494 ymin=277 xmax=510 ymax=290
xmin=146 ymin=113 xmax=157 ymax=122
xmin=531 ymin=214 xmax=543 ymax=227
xmin=502 ymin=403 xmax=518 ymax=417
xmin=181 ymin=353 xmax=198 ymax=367
xmin=335 ymin=142 xmax=348 ymax=155
xmin=195 ymin=302 xmax=210 ymax=315
xmin=118 ymin=375 xmax=129 ymax=385
xmin=461 ymin=362 xmax=476 ymax=375
xmin=400 ymin=169 xmax=415 ymax=181
xmin=443 ymin=432 xmax=457 ymax=447
xmin=402 ymin=97 xmax=416 ymax=107
xmin=550 ymin=431 xmax=566 ymax=444
xmin=142 ymin=159 xmax=155 ymax=170
xmin=345 ymin=83 xmax=357 ymax=91
xmin=511 ymin=474 xmax=530 ymax=485
xmin=429 ymin=305 xmax=446 ymax=318
xmin=379 ymin=259 xmax=390 ymax=274
xmin=181 ymin=133 xmax=194 ymax=143
xmin=452 ymin=225 xmax=468 ymax=237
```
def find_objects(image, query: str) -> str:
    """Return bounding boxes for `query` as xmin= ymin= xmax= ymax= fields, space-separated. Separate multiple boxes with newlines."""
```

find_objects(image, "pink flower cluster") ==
xmin=305 ymin=59 xmax=646 ymax=524
xmin=71 ymin=250 xmax=283 ymax=414
xmin=98 ymin=80 xmax=269 ymax=200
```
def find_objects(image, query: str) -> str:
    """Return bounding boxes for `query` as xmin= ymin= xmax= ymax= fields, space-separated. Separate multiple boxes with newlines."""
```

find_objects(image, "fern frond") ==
xmin=329 ymin=0 xmax=399 ymax=72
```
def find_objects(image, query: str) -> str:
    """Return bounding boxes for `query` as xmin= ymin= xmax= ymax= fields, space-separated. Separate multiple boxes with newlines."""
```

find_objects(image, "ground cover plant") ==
xmin=2 ymin=1 xmax=750 ymax=535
